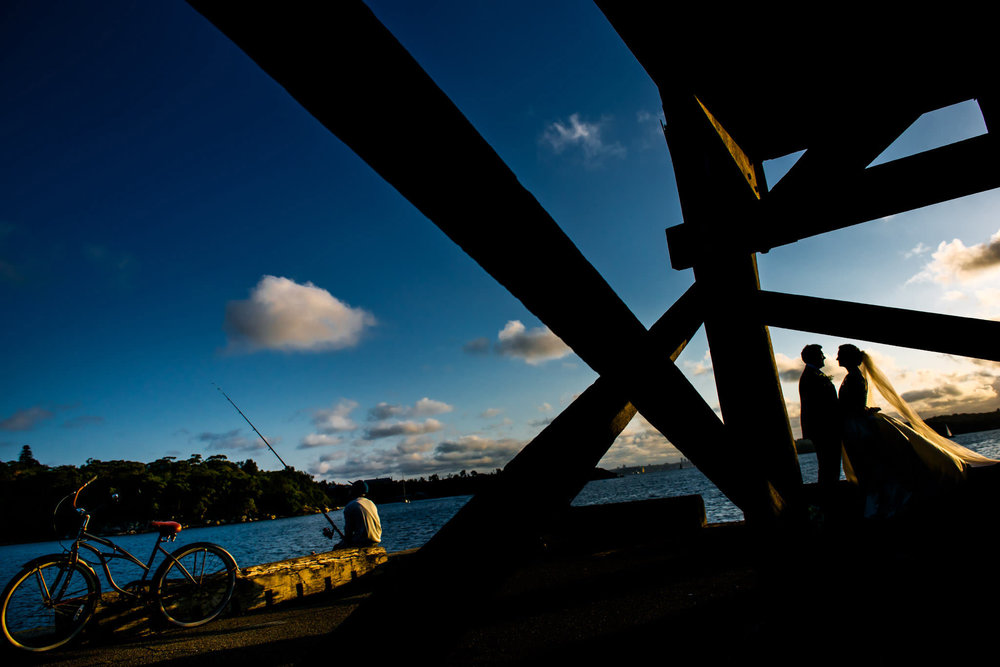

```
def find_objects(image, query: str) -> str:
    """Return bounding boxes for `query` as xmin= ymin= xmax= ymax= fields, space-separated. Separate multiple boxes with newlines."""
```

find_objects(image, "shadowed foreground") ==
xmin=6 ymin=508 xmax=993 ymax=665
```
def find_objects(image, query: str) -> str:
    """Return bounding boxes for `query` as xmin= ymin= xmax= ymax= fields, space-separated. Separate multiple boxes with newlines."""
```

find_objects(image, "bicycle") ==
xmin=0 ymin=476 xmax=239 ymax=652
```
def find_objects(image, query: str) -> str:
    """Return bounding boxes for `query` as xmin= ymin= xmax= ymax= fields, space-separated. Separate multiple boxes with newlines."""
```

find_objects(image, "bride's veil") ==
xmin=860 ymin=353 xmax=997 ymax=468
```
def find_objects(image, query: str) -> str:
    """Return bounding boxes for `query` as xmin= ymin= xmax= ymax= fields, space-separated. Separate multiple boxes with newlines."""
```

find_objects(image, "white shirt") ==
xmin=344 ymin=496 xmax=382 ymax=544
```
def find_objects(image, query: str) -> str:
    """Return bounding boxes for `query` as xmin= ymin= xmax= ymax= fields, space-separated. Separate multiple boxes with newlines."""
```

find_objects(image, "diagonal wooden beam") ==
xmin=327 ymin=285 xmax=708 ymax=662
xmin=662 ymin=94 xmax=802 ymax=505
xmin=761 ymin=133 xmax=1000 ymax=252
xmin=757 ymin=291 xmax=1000 ymax=362
xmin=185 ymin=1 xmax=768 ymax=512
xmin=766 ymin=107 xmax=922 ymax=202
xmin=668 ymin=133 xmax=1000 ymax=268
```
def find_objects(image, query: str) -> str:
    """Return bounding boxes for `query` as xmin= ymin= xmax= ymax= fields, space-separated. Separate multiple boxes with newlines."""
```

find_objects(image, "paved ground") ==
xmin=3 ymin=524 xmax=757 ymax=665
xmin=3 ymin=591 xmax=363 ymax=666
xmin=5 ymin=516 xmax=993 ymax=665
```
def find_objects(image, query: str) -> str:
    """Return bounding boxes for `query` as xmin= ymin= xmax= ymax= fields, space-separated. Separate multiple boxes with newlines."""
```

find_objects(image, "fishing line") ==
xmin=213 ymin=383 xmax=345 ymax=539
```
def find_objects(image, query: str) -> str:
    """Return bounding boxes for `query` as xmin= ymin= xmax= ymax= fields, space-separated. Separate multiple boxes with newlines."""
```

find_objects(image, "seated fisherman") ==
xmin=336 ymin=480 xmax=382 ymax=548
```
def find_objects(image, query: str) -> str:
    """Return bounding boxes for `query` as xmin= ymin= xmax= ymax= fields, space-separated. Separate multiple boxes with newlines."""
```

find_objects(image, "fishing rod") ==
xmin=213 ymin=383 xmax=345 ymax=540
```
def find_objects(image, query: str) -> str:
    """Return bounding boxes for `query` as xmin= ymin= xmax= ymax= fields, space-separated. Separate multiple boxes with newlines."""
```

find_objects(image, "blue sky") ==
xmin=3 ymin=1 xmax=999 ymax=483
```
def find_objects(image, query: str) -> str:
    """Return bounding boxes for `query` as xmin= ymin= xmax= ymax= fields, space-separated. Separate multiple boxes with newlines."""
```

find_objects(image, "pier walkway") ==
xmin=6 ymin=512 xmax=989 ymax=665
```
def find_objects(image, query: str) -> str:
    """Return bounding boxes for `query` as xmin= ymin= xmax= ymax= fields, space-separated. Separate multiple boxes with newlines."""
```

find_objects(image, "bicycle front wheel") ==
xmin=153 ymin=542 xmax=237 ymax=627
xmin=1 ymin=557 xmax=99 ymax=652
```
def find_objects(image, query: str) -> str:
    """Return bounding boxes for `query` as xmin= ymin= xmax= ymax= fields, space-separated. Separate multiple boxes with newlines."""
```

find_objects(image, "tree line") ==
xmin=0 ymin=446 xmax=503 ymax=545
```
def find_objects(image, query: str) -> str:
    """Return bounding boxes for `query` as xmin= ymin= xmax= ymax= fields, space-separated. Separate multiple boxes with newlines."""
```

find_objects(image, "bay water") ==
xmin=4 ymin=429 xmax=999 ymax=593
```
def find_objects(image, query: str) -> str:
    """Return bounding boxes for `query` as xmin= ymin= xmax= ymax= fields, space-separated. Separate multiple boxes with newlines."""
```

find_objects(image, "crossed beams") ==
xmin=184 ymin=3 xmax=786 ymax=656
xmin=185 ymin=1 xmax=772 ymax=511
xmin=182 ymin=1 xmax=1000 ymax=660
xmin=668 ymin=132 xmax=1000 ymax=269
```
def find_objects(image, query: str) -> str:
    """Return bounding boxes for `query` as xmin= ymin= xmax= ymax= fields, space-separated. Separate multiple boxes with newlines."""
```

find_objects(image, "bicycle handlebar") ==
xmin=72 ymin=476 xmax=99 ymax=509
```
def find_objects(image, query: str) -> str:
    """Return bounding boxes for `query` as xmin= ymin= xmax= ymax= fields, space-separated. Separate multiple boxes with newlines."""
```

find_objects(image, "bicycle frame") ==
xmin=57 ymin=478 xmax=188 ymax=598
xmin=70 ymin=531 xmax=179 ymax=597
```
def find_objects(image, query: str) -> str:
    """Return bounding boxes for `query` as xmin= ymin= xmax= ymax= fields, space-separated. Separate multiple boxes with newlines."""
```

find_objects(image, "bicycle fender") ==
xmin=15 ymin=555 xmax=100 ymax=591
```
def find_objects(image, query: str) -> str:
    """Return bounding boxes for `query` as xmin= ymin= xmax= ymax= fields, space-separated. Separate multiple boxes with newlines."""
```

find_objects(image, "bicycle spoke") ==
xmin=155 ymin=544 xmax=236 ymax=628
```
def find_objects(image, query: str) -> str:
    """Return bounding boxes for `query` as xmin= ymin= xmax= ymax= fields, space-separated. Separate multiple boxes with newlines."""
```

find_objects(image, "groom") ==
xmin=798 ymin=344 xmax=842 ymax=492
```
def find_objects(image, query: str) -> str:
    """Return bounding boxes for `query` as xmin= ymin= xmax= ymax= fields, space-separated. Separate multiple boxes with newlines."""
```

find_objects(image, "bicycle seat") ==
xmin=151 ymin=521 xmax=182 ymax=536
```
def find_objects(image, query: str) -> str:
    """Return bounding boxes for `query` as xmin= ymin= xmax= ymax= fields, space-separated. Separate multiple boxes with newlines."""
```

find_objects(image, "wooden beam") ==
xmin=328 ymin=286 xmax=708 ymax=661
xmin=663 ymin=94 xmax=802 ymax=508
xmin=186 ymin=1 xmax=766 ymax=511
xmin=695 ymin=97 xmax=762 ymax=199
xmin=979 ymin=95 xmax=998 ymax=133
xmin=767 ymin=107 xmax=921 ymax=201
xmin=762 ymin=133 xmax=1000 ymax=251
xmin=668 ymin=133 xmax=1000 ymax=268
xmin=757 ymin=291 xmax=1000 ymax=362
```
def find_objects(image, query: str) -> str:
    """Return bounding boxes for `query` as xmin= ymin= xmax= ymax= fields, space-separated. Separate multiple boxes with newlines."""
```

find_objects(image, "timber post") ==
xmin=662 ymin=93 xmax=802 ymax=519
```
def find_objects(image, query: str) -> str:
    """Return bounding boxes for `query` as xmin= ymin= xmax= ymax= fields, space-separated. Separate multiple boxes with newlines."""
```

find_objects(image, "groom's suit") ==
xmin=799 ymin=364 xmax=842 ymax=489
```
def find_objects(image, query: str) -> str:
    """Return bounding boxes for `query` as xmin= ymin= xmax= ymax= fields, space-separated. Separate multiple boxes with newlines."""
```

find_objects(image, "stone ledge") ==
xmin=88 ymin=546 xmax=387 ymax=638
xmin=231 ymin=546 xmax=387 ymax=613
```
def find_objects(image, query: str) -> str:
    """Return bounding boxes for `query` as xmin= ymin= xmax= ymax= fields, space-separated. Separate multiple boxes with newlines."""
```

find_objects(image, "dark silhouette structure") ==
xmin=185 ymin=2 xmax=999 ymax=660
xmin=799 ymin=345 xmax=841 ymax=491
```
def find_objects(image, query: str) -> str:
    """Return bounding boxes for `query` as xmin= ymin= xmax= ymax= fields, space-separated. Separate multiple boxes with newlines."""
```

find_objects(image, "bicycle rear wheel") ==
xmin=153 ymin=542 xmax=237 ymax=627
xmin=1 ymin=557 xmax=99 ymax=652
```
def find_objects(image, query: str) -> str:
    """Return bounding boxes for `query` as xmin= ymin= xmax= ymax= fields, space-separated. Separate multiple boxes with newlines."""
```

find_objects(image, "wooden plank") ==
xmin=767 ymin=108 xmax=921 ymax=201
xmin=757 ymin=291 xmax=1000 ymax=362
xmin=668 ymin=133 xmax=1000 ymax=268
xmin=979 ymin=95 xmax=997 ymax=133
xmin=695 ymin=97 xmax=762 ymax=199
xmin=663 ymin=94 xmax=802 ymax=507
xmin=762 ymin=134 xmax=1000 ymax=251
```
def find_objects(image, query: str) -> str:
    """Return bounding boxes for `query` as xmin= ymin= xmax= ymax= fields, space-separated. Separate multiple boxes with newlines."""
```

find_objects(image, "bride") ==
xmin=836 ymin=343 xmax=998 ymax=518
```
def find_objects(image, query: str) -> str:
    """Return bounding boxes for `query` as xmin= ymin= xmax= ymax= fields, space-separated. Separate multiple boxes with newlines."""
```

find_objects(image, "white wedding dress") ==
xmin=840 ymin=353 xmax=997 ymax=518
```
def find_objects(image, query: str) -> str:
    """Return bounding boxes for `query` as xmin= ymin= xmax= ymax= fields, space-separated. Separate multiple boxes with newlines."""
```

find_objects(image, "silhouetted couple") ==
xmin=799 ymin=343 xmax=998 ymax=518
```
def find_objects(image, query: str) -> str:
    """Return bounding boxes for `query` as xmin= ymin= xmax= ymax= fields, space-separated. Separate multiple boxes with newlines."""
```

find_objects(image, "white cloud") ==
xmin=299 ymin=433 xmax=343 ymax=449
xmin=973 ymin=288 xmax=1000 ymax=312
xmin=685 ymin=350 xmax=714 ymax=376
xmin=310 ymin=434 xmax=523 ymax=480
xmin=904 ymin=242 xmax=930 ymax=258
xmin=879 ymin=361 xmax=1000 ymax=416
xmin=368 ymin=402 xmax=405 ymax=421
xmin=495 ymin=320 xmax=572 ymax=365
xmin=224 ymin=275 xmax=375 ymax=353
xmin=480 ymin=408 xmax=503 ymax=418
xmin=312 ymin=399 xmax=359 ymax=433
xmin=364 ymin=418 xmax=445 ymax=440
xmin=599 ymin=413 xmax=681 ymax=469
xmin=369 ymin=398 xmax=453 ymax=420
xmin=773 ymin=352 xmax=804 ymax=382
xmin=412 ymin=398 xmax=454 ymax=417
xmin=541 ymin=113 xmax=626 ymax=165
xmin=910 ymin=229 xmax=1000 ymax=285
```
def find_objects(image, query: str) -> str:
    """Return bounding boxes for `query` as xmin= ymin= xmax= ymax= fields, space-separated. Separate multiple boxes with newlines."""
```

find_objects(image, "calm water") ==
xmin=4 ymin=428 xmax=999 ymax=591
